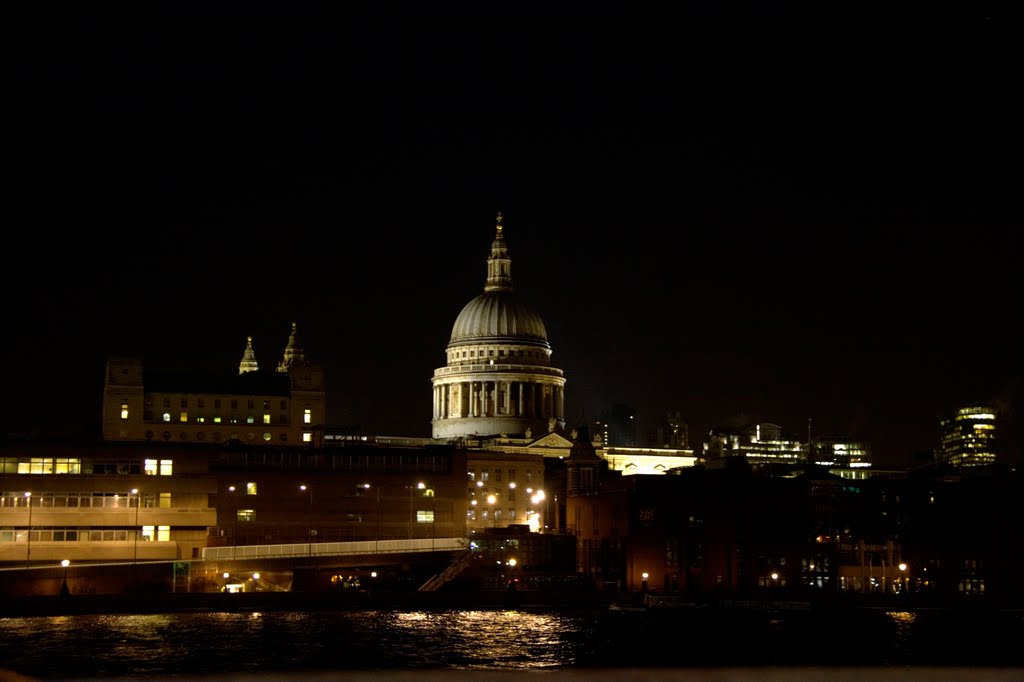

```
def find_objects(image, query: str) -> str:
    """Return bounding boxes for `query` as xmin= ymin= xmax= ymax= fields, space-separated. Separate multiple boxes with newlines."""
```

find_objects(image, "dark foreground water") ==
xmin=3 ymin=606 xmax=1024 ymax=680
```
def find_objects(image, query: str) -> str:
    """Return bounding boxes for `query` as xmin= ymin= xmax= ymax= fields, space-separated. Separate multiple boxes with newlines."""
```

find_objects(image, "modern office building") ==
xmin=703 ymin=422 xmax=805 ymax=468
xmin=937 ymin=405 xmax=998 ymax=468
xmin=811 ymin=435 xmax=873 ymax=470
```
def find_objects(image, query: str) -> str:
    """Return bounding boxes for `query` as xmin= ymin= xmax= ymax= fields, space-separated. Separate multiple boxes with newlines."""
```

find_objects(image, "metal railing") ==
xmin=202 ymin=537 xmax=467 ymax=561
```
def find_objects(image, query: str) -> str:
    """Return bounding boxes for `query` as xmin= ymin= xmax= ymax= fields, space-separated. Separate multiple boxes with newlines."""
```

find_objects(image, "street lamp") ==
xmin=299 ymin=485 xmax=313 ymax=556
xmin=252 ymin=572 xmax=260 ymax=592
xmin=228 ymin=485 xmax=239 ymax=557
xmin=408 ymin=482 xmax=425 ymax=539
xmin=60 ymin=559 xmax=70 ymax=597
xmin=529 ymin=489 xmax=545 ymax=532
xmin=24 ymin=492 xmax=32 ymax=569
xmin=487 ymin=494 xmax=497 ymax=528
xmin=899 ymin=562 xmax=908 ymax=593
xmin=642 ymin=571 xmax=649 ymax=593
xmin=131 ymin=488 xmax=140 ymax=564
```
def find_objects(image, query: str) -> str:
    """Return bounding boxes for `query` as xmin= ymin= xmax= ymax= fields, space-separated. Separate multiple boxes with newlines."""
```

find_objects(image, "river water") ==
xmin=3 ymin=606 xmax=1024 ymax=680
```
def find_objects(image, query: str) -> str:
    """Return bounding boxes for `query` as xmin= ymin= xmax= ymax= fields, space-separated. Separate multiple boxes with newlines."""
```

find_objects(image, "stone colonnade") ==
xmin=433 ymin=380 xmax=564 ymax=422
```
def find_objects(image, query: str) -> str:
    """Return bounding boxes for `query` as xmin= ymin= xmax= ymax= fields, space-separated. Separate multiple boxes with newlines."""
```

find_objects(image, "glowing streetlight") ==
xmin=24 ymin=492 xmax=32 ymax=568
xmin=899 ymin=562 xmax=908 ymax=593
xmin=487 ymin=494 xmax=497 ymax=528
xmin=408 ymin=482 xmax=425 ymax=539
xmin=299 ymin=484 xmax=313 ymax=555
xmin=641 ymin=571 xmax=649 ymax=593
xmin=253 ymin=572 xmax=260 ymax=592
xmin=131 ymin=488 xmax=140 ymax=564
xmin=529 ymin=489 xmax=546 ymax=532
xmin=60 ymin=559 xmax=70 ymax=597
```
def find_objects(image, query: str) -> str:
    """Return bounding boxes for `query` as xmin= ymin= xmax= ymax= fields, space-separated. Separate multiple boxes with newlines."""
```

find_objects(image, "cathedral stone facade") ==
xmin=431 ymin=214 xmax=566 ymax=440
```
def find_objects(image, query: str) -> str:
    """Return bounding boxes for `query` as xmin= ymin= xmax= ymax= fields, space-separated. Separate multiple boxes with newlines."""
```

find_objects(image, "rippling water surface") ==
xmin=3 ymin=607 xmax=1024 ymax=679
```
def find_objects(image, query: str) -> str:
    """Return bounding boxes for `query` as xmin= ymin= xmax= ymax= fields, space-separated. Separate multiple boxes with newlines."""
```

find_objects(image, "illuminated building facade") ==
xmin=937 ymin=405 xmax=998 ymax=468
xmin=0 ymin=441 xmax=218 ymax=570
xmin=431 ymin=214 xmax=566 ymax=440
xmin=102 ymin=323 xmax=326 ymax=447
xmin=703 ymin=422 xmax=805 ymax=468
xmin=465 ymin=451 xmax=548 ymax=535
xmin=0 ymin=436 xmax=469 ymax=586
xmin=811 ymin=435 xmax=872 ymax=469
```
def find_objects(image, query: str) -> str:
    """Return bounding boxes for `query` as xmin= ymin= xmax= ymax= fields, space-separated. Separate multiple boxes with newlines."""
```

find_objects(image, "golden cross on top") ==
xmin=496 ymin=212 xmax=503 ymax=234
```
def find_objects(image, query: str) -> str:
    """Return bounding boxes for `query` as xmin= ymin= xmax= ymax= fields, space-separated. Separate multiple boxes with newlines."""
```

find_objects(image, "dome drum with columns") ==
xmin=432 ymin=214 xmax=566 ymax=439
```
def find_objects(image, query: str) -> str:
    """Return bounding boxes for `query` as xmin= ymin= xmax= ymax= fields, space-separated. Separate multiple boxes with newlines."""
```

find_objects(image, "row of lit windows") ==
xmin=0 ymin=491 xmax=168 ymax=508
xmin=0 ymin=527 xmax=170 ymax=542
xmin=127 ymin=403 xmax=312 ymax=425
xmin=0 ymin=458 xmax=172 ymax=476
xmin=0 ymin=458 xmax=81 ymax=474
xmin=159 ymin=412 xmax=287 ymax=425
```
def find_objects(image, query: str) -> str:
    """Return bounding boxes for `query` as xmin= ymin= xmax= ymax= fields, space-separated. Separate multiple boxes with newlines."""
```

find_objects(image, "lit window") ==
xmin=246 ymin=416 xmax=255 ymax=424
xmin=304 ymin=409 xmax=312 ymax=424
xmin=245 ymin=482 xmax=257 ymax=495
xmin=262 ymin=432 xmax=272 ymax=442
xmin=156 ymin=525 xmax=170 ymax=542
xmin=162 ymin=413 xmax=171 ymax=423
xmin=159 ymin=460 xmax=172 ymax=476
xmin=120 ymin=402 xmax=129 ymax=420
xmin=263 ymin=414 xmax=271 ymax=425
xmin=303 ymin=432 xmax=312 ymax=443
xmin=237 ymin=509 xmax=255 ymax=523
xmin=417 ymin=510 xmax=434 ymax=523
xmin=179 ymin=411 xmax=188 ymax=423
xmin=145 ymin=459 xmax=158 ymax=475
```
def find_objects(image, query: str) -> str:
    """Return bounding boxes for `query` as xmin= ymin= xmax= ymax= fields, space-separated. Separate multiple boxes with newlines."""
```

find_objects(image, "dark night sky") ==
xmin=4 ymin=5 xmax=1022 ymax=467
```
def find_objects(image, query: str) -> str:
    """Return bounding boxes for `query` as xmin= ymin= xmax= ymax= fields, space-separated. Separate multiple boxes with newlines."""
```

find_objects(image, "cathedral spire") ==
xmin=277 ymin=321 xmax=305 ymax=373
xmin=238 ymin=336 xmax=259 ymax=375
xmin=484 ymin=211 xmax=513 ymax=293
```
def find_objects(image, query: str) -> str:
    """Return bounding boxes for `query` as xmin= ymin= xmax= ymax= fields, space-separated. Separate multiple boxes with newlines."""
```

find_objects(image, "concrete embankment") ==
xmin=0 ymin=589 xmax=613 ymax=617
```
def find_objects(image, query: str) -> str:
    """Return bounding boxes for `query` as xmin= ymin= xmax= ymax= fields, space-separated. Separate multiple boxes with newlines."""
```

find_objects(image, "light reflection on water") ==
xmin=3 ymin=607 xmax=1024 ymax=680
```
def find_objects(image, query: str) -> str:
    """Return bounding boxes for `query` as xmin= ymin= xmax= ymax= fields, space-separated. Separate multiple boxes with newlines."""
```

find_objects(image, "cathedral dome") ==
xmin=450 ymin=291 xmax=548 ymax=344
xmin=432 ymin=213 xmax=566 ymax=441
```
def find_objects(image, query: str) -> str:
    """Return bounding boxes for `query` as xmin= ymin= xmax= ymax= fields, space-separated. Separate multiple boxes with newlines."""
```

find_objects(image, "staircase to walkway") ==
xmin=418 ymin=550 xmax=474 ymax=591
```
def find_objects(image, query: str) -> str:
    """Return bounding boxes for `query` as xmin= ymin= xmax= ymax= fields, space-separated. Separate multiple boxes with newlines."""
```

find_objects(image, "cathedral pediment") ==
xmin=526 ymin=432 xmax=574 ymax=449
